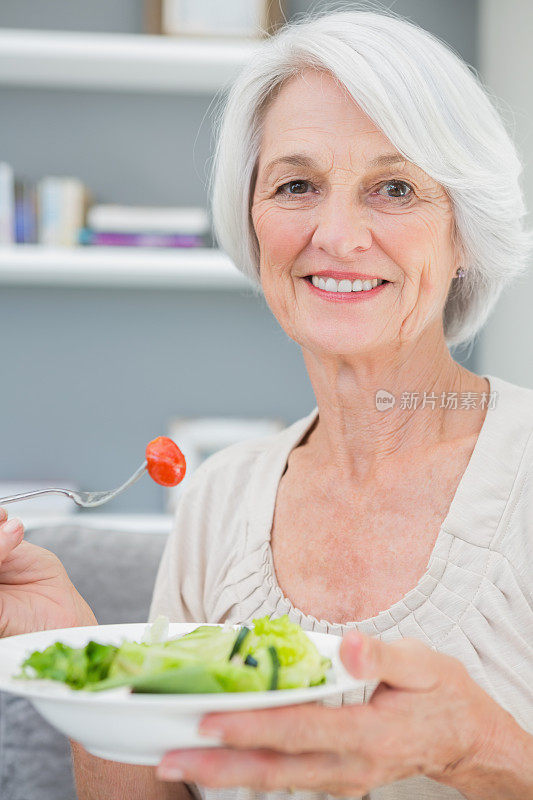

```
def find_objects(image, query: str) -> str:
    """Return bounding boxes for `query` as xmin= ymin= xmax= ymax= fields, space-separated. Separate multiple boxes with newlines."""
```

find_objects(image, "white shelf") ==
xmin=0 ymin=28 xmax=261 ymax=93
xmin=0 ymin=246 xmax=252 ymax=289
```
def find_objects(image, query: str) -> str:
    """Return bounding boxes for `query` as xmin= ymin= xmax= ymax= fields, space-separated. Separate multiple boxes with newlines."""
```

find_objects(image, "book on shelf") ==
xmin=0 ymin=163 xmax=15 ymax=244
xmin=78 ymin=229 xmax=206 ymax=248
xmin=14 ymin=180 xmax=37 ymax=244
xmin=86 ymin=204 xmax=210 ymax=236
xmin=0 ymin=168 xmax=38 ymax=245
xmin=37 ymin=176 xmax=90 ymax=247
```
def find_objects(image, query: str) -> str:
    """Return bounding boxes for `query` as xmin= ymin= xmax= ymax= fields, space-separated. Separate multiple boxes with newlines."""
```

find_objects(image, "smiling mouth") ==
xmin=304 ymin=276 xmax=390 ymax=294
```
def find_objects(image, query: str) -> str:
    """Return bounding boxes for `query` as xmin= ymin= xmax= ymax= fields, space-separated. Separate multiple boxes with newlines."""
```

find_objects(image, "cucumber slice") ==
xmin=268 ymin=646 xmax=280 ymax=690
xmin=228 ymin=626 xmax=250 ymax=660
xmin=131 ymin=666 xmax=222 ymax=694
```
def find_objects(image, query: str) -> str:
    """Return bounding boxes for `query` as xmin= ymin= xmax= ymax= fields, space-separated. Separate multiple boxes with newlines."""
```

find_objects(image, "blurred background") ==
xmin=0 ymin=0 xmax=531 ymax=521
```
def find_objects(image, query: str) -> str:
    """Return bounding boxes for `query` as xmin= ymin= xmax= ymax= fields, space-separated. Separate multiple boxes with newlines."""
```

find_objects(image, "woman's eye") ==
xmin=376 ymin=180 xmax=413 ymax=200
xmin=277 ymin=180 xmax=313 ymax=196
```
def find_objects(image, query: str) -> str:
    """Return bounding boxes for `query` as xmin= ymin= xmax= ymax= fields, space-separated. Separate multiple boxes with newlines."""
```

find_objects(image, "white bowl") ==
xmin=0 ymin=622 xmax=363 ymax=765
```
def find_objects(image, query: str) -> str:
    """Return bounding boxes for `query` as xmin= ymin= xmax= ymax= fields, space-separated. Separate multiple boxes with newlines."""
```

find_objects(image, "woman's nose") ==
xmin=311 ymin=195 xmax=372 ymax=259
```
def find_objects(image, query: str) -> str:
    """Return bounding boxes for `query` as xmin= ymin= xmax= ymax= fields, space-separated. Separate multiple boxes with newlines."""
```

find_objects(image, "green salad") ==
xmin=18 ymin=615 xmax=331 ymax=694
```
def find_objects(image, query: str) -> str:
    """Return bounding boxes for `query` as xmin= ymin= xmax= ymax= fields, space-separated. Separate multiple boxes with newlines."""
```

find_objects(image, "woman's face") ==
xmin=251 ymin=69 xmax=460 ymax=356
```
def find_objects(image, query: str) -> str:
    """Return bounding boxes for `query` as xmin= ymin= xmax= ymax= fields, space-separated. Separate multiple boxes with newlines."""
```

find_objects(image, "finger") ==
xmin=197 ymin=702 xmax=374 ymax=754
xmin=0 ymin=517 xmax=24 ymax=562
xmin=0 ymin=508 xmax=7 ymax=524
xmin=340 ymin=631 xmax=443 ymax=691
xmin=158 ymin=747 xmax=361 ymax=793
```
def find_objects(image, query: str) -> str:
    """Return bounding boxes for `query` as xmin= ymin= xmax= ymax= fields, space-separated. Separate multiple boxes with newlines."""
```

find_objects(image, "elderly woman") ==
xmin=1 ymin=7 xmax=532 ymax=800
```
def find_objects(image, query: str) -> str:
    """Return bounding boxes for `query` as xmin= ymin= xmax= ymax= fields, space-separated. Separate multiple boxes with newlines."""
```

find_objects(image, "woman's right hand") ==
xmin=0 ymin=507 xmax=96 ymax=638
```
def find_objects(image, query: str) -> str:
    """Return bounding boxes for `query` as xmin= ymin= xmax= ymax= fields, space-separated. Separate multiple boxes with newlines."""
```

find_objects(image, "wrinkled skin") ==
xmin=250 ymin=69 xmax=460 ymax=359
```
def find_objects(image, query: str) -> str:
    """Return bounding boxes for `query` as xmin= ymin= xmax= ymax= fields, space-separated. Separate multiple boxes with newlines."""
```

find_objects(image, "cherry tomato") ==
xmin=145 ymin=437 xmax=186 ymax=487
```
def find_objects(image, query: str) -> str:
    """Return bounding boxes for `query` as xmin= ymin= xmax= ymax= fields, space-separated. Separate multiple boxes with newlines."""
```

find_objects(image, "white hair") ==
xmin=210 ymin=5 xmax=533 ymax=351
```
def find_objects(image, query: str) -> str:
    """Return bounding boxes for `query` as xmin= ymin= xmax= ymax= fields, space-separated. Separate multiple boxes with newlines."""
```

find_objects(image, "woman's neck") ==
xmin=301 ymin=328 xmax=488 ymax=485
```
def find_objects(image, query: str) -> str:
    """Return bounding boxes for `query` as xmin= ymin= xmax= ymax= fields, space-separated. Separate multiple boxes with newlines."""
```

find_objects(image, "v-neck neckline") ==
xmin=246 ymin=374 xmax=519 ymax=635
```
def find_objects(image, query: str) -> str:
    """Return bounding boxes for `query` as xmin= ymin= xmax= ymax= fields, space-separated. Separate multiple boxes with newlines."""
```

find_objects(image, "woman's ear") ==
xmin=450 ymin=218 xmax=467 ymax=277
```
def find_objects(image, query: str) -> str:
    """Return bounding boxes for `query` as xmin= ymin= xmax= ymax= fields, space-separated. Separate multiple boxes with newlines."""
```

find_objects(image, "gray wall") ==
xmin=476 ymin=0 xmax=533 ymax=389
xmin=0 ymin=0 xmax=479 ymax=512
xmin=1 ymin=286 xmax=308 ymax=512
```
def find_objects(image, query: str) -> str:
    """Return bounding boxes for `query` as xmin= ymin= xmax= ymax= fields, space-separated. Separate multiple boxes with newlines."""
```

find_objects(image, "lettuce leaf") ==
xmin=21 ymin=641 xmax=118 ymax=689
xmin=243 ymin=615 xmax=331 ymax=688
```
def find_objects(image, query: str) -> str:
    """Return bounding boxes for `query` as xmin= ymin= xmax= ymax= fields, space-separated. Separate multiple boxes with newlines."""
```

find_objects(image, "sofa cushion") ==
xmin=0 ymin=523 xmax=167 ymax=800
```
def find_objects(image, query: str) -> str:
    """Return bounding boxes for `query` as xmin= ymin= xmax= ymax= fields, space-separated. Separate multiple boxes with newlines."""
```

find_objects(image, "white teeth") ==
xmin=309 ymin=275 xmax=385 ymax=293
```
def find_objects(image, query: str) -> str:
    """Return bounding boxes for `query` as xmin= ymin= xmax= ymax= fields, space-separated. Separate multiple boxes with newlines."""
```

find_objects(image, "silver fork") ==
xmin=0 ymin=461 xmax=148 ymax=509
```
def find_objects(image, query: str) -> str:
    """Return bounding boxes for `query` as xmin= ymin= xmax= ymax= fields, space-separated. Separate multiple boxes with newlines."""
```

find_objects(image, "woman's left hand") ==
xmin=157 ymin=631 xmax=529 ymax=797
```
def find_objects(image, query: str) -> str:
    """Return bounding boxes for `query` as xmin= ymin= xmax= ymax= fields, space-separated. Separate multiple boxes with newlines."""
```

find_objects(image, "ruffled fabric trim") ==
xmin=229 ymin=529 xmax=480 ymax=639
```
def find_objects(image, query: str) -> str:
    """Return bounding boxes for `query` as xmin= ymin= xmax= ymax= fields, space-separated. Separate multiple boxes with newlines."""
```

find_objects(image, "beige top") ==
xmin=149 ymin=373 xmax=533 ymax=800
